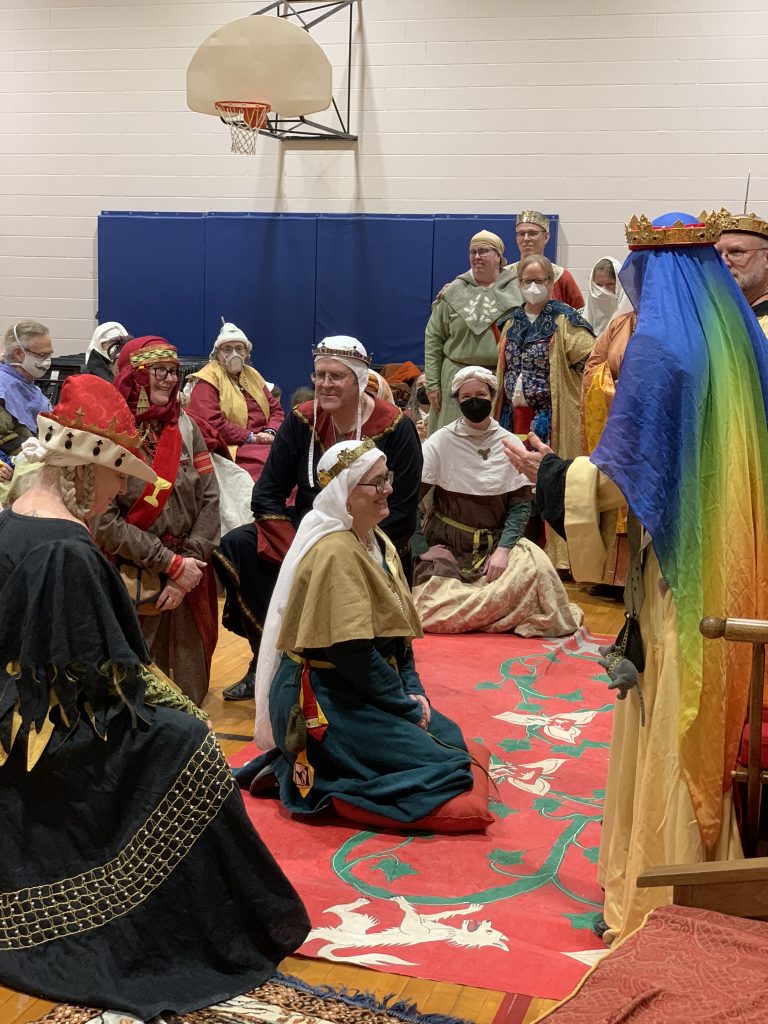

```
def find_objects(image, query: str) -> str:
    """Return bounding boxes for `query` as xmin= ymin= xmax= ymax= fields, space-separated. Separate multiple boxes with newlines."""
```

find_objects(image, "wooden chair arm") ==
xmin=638 ymin=858 xmax=768 ymax=888
xmin=638 ymin=858 xmax=768 ymax=920
xmin=700 ymin=616 xmax=768 ymax=643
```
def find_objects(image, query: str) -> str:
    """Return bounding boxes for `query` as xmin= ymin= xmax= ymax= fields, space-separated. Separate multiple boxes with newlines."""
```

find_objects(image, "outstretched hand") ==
xmin=502 ymin=433 xmax=553 ymax=484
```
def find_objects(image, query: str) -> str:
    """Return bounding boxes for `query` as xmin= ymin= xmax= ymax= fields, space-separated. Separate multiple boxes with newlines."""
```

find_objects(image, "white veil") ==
xmin=582 ymin=257 xmax=632 ymax=336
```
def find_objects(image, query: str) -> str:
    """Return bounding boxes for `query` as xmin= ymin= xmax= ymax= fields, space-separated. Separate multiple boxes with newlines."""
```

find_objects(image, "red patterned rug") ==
xmin=231 ymin=630 xmax=614 ymax=1000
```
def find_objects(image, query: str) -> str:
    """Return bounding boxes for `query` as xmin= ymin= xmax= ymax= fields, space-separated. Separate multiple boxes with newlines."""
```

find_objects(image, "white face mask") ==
xmin=222 ymin=351 xmax=245 ymax=375
xmin=13 ymin=349 xmax=51 ymax=380
xmin=521 ymin=282 xmax=549 ymax=305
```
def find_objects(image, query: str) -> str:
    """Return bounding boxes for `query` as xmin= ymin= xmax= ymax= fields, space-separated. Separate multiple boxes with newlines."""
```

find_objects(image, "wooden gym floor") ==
xmin=1 ymin=585 xmax=623 ymax=1024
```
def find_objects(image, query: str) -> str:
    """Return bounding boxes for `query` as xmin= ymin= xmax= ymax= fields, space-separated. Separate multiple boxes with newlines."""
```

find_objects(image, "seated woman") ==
xmin=186 ymin=321 xmax=284 ymax=484
xmin=91 ymin=337 xmax=220 ymax=706
xmin=0 ymin=374 xmax=309 ymax=1016
xmin=239 ymin=438 xmax=475 ymax=827
xmin=414 ymin=366 xmax=582 ymax=637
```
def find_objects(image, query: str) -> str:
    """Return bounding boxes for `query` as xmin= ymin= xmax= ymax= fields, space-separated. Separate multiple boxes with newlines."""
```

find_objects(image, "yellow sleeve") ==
xmin=564 ymin=456 xmax=624 ymax=583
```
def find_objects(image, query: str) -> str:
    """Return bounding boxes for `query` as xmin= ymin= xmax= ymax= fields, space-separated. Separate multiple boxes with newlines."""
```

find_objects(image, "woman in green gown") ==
xmin=239 ymin=438 xmax=474 ymax=824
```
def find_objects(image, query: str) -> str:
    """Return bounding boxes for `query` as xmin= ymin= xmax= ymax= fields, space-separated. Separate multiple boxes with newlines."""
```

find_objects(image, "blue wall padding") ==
xmin=315 ymin=215 xmax=435 ymax=367
xmin=204 ymin=213 xmax=318 ymax=401
xmin=97 ymin=213 xmax=206 ymax=353
xmin=431 ymin=215 xmax=559 ymax=298
xmin=97 ymin=212 xmax=562 ymax=394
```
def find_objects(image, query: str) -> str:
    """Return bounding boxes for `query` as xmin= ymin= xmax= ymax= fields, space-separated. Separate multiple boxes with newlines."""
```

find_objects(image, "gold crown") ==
xmin=516 ymin=210 xmax=549 ymax=232
xmin=317 ymin=437 xmax=376 ymax=487
xmin=625 ymin=211 xmax=721 ymax=249
xmin=717 ymin=207 xmax=768 ymax=241
xmin=130 ymin=344 xmax=179 ymax=367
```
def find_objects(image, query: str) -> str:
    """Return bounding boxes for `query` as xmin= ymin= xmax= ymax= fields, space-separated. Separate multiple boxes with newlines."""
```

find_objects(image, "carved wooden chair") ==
xmin=700 ymin=616 xmax=768 ymax=857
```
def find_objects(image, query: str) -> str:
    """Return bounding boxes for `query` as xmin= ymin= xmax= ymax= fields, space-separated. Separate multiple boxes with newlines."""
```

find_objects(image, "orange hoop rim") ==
xmin=214 ymin=100 xmax=271 ymax=130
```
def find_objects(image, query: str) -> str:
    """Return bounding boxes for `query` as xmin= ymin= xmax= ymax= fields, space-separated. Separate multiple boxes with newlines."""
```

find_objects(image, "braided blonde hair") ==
xmin=60 ymin=465 xmax=96 ymax=519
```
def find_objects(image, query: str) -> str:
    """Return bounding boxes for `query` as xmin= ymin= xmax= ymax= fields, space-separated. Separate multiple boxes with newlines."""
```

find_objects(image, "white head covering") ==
xmin=422 ymin=419 xmax=529 ymax=496
xmin=254 ymin=438 xmax=384 ymax=747
xmin=582 ymin=258 xmax=633 ymax=337
xmin=450 ymin=365 xmax=497 ymax=396
xmin=306 ymin=336 xmax=372 ymax=486
xmin=86 ymin=321 xmax=129 ymax=360
xmin=211 ymin=320 xmax=252 ymax=358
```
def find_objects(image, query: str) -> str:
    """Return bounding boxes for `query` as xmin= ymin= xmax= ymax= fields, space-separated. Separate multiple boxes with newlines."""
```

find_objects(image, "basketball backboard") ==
xmin=186 ymin=15 xmax=332 ymax=119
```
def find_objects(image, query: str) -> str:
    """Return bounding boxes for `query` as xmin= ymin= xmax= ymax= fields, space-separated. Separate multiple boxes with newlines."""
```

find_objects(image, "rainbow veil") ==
xmin=592 ymin=213 xmax=768 ymax=848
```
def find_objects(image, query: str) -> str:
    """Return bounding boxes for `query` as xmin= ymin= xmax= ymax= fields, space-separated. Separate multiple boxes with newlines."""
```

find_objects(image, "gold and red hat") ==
xmin=28 ymin=374 xmax=157 ymax=483
xmin=625 ymin=210 xmax=721 ymax=250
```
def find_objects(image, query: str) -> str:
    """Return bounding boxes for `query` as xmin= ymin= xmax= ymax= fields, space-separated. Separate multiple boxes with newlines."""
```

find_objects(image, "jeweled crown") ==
xmin=516 ymin=210 xmax=549 ymax=232
xmin=717 ymin=207 xmax=768 ymax=242
xmin=317 ymin=437 xmax=376 ymax=487
xmin=625 ymin=211 xmax=721 ymax=249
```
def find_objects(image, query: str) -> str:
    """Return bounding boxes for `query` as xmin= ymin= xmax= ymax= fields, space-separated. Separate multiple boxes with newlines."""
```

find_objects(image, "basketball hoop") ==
xmin=215 ymin=100 xmax=271 ymax=155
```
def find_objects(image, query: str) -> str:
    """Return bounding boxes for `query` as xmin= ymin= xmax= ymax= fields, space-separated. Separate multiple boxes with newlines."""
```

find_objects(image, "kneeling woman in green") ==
xmin=244 ymin=437 xmax=473 ymax=823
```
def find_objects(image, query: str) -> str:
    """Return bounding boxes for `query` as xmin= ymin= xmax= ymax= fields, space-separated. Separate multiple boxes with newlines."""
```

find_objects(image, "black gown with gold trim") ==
xmin=0 ymin=510 xmax=309 ymax=1017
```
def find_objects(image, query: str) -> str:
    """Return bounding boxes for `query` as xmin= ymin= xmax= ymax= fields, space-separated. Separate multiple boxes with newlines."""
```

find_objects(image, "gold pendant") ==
xmin=136 ymin=386 xmax=150 ymax=416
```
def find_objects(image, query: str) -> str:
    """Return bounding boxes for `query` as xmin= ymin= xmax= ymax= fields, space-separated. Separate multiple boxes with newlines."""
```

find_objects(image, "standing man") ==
xmin=0 ymin=321 xmax=53 ymax=464
xmin=715 ymin=209 xmax=768 ymax=337
xmin=509 ymin=211 xmax=585 ymax=309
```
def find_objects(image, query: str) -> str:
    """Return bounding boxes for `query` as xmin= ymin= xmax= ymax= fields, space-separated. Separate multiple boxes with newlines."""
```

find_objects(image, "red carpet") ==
xmin=231 ymin=629 xmax=614 ymax=1000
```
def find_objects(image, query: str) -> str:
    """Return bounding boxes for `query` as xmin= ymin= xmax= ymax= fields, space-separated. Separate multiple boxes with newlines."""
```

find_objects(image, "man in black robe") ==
xmin=215 ymin=337 xmax=422 ymax=700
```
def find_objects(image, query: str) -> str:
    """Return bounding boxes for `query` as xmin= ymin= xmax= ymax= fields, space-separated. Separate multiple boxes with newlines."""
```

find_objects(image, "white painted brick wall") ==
xmin=1 ymin=0 xmax=767 ymax=354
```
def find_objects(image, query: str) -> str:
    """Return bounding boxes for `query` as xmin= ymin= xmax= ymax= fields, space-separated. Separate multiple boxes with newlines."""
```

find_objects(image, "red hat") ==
xmin=26 ymin=374 xmax=157 ymax=483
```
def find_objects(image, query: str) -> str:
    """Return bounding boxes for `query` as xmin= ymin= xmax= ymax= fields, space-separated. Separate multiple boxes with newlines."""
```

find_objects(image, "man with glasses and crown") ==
xmin=214 ymin=336 xmax=423 ymax=701
xmin=509 ymin=211 xmax=584 ymax=310
xmin=716 ymin=208 xmax=768 ymax=338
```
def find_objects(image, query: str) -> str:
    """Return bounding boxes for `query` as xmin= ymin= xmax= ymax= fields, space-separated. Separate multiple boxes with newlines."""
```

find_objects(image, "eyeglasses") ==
xmin=468 ymin=247 xmax=494 ymax=257
xmin=148 ymin=365 xmax=180 ymax=381
xmin=356 ymin=470 xmax=394 ymax=493
xmin=717 ymin=246 xmax=768 ymax=264
xmin=311 ymin=371 xmax=354 ymax=385
xmin=220 ymin=344 xmax=247 ymax=356
xmin=521 ymin=279 xmax=549 ymax=287
xmin=516 ymin=229 xmax=545 ymax=240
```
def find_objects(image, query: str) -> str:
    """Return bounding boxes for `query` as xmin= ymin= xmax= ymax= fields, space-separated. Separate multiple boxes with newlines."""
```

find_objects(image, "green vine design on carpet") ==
xmin=330 ymin=636 xmax=608 ymax=920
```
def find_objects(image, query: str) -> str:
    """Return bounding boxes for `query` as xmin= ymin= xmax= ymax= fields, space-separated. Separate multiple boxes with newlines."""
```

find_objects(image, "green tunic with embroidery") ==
xmin=424 ymin=270 xmax=521 ymax=432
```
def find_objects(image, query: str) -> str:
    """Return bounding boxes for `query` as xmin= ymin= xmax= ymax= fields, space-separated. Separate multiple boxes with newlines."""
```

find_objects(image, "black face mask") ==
xmin=416 ymin=387 xmax=428 ymax=405
xmin=459 ymin=397 xmax=493 ymax=423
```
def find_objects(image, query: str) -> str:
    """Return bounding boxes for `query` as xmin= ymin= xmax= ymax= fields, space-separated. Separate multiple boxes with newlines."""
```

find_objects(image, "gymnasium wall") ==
xmin=2 ymin=0 xmax=767 ymax=361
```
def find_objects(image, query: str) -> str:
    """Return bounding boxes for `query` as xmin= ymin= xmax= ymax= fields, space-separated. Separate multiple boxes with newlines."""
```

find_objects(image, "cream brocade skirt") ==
xmin=413 ymin=537 xmax=583 ymax=637
xmin=598 ymin=548 xmax=743 ymax=946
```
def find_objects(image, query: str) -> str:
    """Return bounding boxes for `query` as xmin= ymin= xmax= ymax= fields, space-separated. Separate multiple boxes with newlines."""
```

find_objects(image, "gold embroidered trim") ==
xmin=129 ymin=345 xmax=178 ymax=368
xmin=0 ymin=733 xmax=232 ymax=950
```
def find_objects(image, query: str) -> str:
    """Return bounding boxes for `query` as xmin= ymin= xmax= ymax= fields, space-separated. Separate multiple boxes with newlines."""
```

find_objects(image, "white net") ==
xmin=215 ymin=102 xmax=270 ymax=156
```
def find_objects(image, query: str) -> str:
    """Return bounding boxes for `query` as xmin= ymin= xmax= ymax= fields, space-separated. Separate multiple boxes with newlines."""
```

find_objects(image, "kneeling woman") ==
xmin=414 ymin=366 xmax=582 ymax=637
xmin=246 ymin=438 xmax=474 ymax=824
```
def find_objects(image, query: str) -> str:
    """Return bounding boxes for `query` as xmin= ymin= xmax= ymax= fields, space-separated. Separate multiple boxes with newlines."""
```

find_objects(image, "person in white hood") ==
xmin=84 ymin=321 xmax=131 ymax=381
